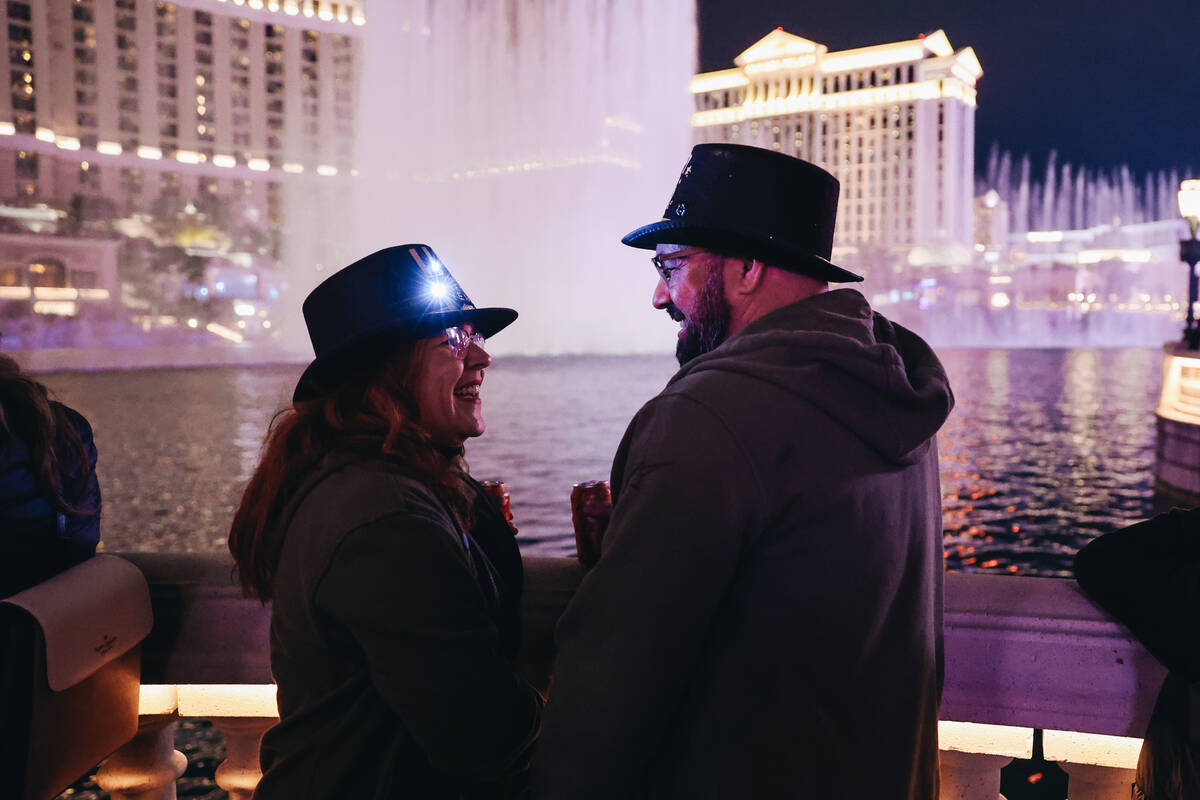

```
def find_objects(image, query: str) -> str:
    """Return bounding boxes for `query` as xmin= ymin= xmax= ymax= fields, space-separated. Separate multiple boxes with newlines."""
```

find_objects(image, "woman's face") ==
xmin=413 ymin=324 xmax=492 ymax=447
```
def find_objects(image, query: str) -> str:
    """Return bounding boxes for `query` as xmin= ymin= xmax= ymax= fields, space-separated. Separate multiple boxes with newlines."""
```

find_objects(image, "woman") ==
xmin=0 ymin=353 xmax=100 ymax=597
xmin=228 ymin=245 xmax=540 ymax=799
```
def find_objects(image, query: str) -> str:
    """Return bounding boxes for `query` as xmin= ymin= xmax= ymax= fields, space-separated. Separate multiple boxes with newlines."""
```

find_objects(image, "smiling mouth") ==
xmin=454 ymin=382 xmax=481 ymax=400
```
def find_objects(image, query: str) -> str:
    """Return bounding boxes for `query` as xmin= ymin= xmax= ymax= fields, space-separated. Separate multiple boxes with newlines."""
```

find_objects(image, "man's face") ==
xmin=651 ymin=245 xmax=732 ymax=365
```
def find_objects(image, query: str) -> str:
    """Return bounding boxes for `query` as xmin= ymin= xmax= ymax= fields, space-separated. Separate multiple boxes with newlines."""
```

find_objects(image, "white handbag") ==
xmin=0 ymin=554 xmax=153 ymax=800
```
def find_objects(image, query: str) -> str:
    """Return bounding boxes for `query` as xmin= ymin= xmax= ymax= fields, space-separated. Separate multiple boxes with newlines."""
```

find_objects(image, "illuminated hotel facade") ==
xmin=0 ymin=0 xmax=365 ymax=327
xmin=2 ymin=0 xmax=363 ymax=214
xmin=691 ymin=28 xmax=982 ymax=271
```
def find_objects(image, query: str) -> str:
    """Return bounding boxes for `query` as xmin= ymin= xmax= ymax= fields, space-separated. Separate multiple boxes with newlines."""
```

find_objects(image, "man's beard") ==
xmin=674 ymin=262 xmax=731 ymax=366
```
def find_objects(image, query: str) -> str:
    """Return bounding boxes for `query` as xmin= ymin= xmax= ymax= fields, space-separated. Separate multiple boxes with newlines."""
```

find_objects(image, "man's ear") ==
xmin=730 ymin=258 xmax=766 ymax=297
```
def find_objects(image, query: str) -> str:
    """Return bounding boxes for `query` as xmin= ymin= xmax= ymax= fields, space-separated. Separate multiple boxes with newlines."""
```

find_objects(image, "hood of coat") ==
xmin=667 ymin=288 xmax=954 ymax=465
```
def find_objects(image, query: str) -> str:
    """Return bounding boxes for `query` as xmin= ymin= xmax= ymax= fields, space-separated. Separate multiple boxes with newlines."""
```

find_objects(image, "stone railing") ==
xmin=83 ymin=553 xmax=1163 ymax=800
xmin=940 ymin=572 xmax=1162 ymax=799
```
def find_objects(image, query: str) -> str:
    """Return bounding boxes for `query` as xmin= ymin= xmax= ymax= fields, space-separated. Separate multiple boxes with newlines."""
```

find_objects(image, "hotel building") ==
xmin=690 ymin=28 xmax=982 ymax=271
xmin=0 ymin=0 xmax=365 ymax=322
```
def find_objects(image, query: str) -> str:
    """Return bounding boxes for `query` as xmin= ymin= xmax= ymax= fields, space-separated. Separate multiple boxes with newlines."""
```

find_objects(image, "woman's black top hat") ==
xmin=622 ymin=143 xmax=863 ymax=283
xmin=292 ymin=244 xmax=517 ymax=402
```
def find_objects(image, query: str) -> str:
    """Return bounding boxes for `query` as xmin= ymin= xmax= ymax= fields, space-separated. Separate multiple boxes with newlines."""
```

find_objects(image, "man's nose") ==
xmin=652 ymin=278 xmax=670 ymax=309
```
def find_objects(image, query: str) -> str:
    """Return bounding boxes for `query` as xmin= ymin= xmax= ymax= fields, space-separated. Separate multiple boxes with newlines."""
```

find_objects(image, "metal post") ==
xmin=1182 ymin=234 xmax=1200 ymax=349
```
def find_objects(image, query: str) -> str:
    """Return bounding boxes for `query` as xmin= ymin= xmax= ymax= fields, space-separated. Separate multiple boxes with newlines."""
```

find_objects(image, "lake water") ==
xmin=35 ymin=347 xmax=1166 ymax=579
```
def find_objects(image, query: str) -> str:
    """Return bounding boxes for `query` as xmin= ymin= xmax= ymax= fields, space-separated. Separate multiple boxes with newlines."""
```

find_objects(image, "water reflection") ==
xmin=37 ymin=348 xmax=1163 ymax=575
xmin=938 ymin=348 xmax=1157 ymax=577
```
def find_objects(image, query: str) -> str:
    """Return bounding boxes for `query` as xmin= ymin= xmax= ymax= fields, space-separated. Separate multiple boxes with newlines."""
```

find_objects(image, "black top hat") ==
xmin=622 ymin=144 xmax=862 ymax=283
xmin=292 ymin=244 xmax=517 ymax=402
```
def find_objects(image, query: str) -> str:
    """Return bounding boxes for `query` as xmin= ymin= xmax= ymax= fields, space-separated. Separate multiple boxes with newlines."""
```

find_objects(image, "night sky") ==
xmin=697 ymin=0 xmax=1198 ymax=178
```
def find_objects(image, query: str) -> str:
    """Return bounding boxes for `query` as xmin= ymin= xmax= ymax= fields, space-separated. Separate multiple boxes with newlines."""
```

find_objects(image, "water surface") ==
xmin=37 ymin=348 xmax=1164 ymax=577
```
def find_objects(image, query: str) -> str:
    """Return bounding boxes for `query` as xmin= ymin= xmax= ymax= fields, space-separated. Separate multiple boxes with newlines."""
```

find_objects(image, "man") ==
xmin=534 ymin=144 xmax=954 ymax=799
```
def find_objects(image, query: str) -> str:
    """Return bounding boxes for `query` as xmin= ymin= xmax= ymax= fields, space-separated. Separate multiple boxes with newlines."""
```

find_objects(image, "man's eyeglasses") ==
xmin=650 ymin=249 xmax=706 ymax=283
xmin=444 ymin=326 xmax=485 ymax=358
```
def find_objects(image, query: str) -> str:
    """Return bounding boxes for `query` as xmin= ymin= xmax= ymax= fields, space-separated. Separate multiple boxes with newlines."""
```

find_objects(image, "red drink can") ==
xmin=570 ymin=480 xmax=612 ymax=567
xmin=480 ymin=480 xmax=518 ymax=535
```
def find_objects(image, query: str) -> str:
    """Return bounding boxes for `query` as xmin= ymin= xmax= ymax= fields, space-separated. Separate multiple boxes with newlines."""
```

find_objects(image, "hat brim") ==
xmin=622 ymin=220 xmax=863 ymax=283
xmin=293 ymin=306 xmax=517 ymax=403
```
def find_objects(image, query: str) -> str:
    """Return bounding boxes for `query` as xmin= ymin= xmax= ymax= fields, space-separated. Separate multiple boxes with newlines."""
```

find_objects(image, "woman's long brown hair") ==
xmin=228 ymin=344 xmax=473 ymax=602
xmin=0 ymin=353 xmax=94 ymax=515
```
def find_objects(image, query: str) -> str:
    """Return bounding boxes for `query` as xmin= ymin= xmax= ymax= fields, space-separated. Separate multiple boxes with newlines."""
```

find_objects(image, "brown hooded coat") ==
xmin=535 ymin=289 xmax=954 ymax=799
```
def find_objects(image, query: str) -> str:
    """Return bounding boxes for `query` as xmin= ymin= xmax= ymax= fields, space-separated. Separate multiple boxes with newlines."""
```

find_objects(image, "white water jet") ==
xmin=345 ymin=0 xmax=697 ymax=355
xmin=982 ymin=144 xmax=1187 ymax=236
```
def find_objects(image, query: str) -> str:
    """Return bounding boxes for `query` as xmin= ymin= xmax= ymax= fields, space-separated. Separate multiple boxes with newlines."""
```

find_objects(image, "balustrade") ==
xmin=72 ymin=553 xmax=1163 ymax=799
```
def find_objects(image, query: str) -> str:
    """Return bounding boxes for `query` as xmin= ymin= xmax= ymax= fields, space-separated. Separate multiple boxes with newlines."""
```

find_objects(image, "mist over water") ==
xmin=337 ymin=0 xmax=697 ymax=355
xmin=882 ymin=150 xmax=1197 ymax=349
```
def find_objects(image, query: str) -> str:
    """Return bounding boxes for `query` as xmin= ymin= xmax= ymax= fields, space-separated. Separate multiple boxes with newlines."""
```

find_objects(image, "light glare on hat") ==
xmin=428 ymin=281 xmax=449 ymax=301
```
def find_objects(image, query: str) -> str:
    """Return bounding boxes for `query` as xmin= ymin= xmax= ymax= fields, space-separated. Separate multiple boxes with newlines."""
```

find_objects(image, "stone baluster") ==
xmin=209 ymin=715 xmax=277 ymax=800
xmin=1044 ymin=729 xmax=1142 ymax=800
xmin=938 ymin=721 xmax=1033 ymax=800
xmin=95 ymin=685 xmax=188 ymax=800
xmin=1059 ymin=763 xmax=1137 ymax=800
xmin=178 ymin=684 xmax=280 ymax=800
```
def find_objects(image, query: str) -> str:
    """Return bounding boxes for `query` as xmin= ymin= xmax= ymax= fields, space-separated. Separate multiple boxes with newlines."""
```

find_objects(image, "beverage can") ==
xmin=480 ymin=479 xmax=518 ymax=535
xmin=570 ymin=480 xmax=612 ymax=567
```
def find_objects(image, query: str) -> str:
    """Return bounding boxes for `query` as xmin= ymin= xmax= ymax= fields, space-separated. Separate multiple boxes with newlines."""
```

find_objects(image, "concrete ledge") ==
xmin=943 ymin=572 xmax=1166 ymax=736
xmin=122 ymin=552 xmax=273 ymax=685
xmin=120 ymin=553 xmax=1165 ymax=741
xmin=119 ymin=552 xmax=583 ymax=690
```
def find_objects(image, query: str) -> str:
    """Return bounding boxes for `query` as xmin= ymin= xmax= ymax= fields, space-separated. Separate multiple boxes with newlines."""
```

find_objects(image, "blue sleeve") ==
xmin=58 ymin=403 xmax=101 ymax=551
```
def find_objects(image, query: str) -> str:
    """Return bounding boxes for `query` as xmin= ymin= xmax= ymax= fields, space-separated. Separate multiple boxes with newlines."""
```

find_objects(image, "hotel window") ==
xmin=120 ymin=168 xmax=143 ymax=195
xmin=7 ymin=25 xmax=30 ymax=49
xmin=28 ymin=261 xmax=67 ymax=289
xmin=14 ymin=151 xmax=36 ymax=179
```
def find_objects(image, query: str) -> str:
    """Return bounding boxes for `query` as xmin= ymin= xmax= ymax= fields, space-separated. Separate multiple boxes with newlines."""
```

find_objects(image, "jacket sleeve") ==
xmin=1074 ymin=506 xmax=1200 ymax=681
xmin=314 ymin=508 xmax=542 ymax=781
xmin=59 ymin=404 xmax=101 ymax=550
xmin=533 ymin=394 xmax=766 ymax=799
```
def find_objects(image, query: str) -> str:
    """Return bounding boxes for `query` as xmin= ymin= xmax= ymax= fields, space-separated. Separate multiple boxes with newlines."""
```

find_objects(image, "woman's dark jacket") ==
xmin=0 ymin=402 xmax=100 ymax=597
xmin=255 ymin=454 xmax=541 ymax=800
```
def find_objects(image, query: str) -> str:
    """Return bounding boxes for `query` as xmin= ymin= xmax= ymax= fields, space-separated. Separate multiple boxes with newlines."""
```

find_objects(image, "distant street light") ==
xmin=1178 ymin=180 xmax=1200 ymax=349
